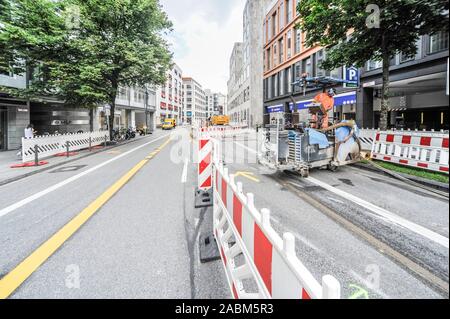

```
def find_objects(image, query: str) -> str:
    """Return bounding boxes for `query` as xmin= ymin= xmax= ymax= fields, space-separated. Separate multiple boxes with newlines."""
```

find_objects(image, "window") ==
xmin=279 ymin=2 xmax=284 ymax=29
xmin=267 ymin=48 xmax=271 ymax=70
xmin=287 ymin=67 xmax=292 ymax=93
xmin=295 ymin=28 xmax=301 ymax=54
xmin=273 ymin=74 xmax=279 ymax=97
xmin=268 ymin=17 xmax=272 ymax=39
xmin=286 ymin=0 xmax=292 ymax=23
xmin=287 ymin=30 xmax=292 ymax=59
xmin=304 ymin=57 xmax=312 ymax=76
xmin=279 ymin=70 xmax=285 ymax=95
xmin=366 ymin=60 xmax=382 ymax=71
xmin=316 ymin=50 xmax=325 ymax=77
xmin=294 ymin=62 xmax=301 ymax=81
xmin=272 ymin=13 xmax=277 ymax=37
xmin=279 ymin=38 xmax=284 ymax=63
xmin=428 ymin=31 xmax=449 ymax=54
xmin=273 ymin=43 xmax=277 ymax=66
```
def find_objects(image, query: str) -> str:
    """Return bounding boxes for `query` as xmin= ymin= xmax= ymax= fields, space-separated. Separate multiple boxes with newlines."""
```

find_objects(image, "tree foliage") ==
xmin=0 ymin=0 xmax=173 ymax=133
xmin=298 ymin=0 xmax=448 ymax=69
xmin=297 ymin=0 xmax=449 ymax=129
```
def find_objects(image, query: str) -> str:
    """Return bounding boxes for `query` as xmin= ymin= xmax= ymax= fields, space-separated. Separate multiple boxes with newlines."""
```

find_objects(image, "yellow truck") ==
xmin=162 ymin=118 xmax=176 ymax=130
xmin=211 ymin=115 xmax=230 ymax=126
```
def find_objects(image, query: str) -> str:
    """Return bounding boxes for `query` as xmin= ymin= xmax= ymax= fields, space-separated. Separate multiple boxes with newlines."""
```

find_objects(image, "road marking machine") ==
xmin=258 ymin=76 xmax=362 ymax=177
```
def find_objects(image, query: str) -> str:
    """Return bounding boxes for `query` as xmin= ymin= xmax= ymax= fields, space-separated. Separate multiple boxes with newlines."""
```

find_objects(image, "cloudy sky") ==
xmin=159 ymin=0 xmax=246 ymax=94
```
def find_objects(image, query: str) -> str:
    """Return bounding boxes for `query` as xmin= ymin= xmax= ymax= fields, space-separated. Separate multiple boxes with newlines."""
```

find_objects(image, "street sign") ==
xmin=104 ymin=105 xmax=111 ymax=116
xmin=344 ymin=66 xmax=360 ymax=88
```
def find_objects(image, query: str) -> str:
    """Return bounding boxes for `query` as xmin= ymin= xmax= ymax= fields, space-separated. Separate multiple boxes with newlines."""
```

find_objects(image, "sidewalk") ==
xmin=0 ymin=135 xmax=149 ymax=186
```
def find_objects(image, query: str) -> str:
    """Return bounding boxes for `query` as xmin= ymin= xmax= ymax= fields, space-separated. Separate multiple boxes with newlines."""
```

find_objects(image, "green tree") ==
xmin=298 ymin=0 xmax=449 ymax=130
xmin=0 ymin=0 xmax=173 ymax=137
xmin=0 ymin=0 xmax=69 ymax=98
xmin=56 ymin=0 xmax=173 ymax=136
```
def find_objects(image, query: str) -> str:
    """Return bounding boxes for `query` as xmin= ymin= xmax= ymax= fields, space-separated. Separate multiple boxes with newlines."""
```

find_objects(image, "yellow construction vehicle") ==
xmin=211 ymin=115 xmax=230 ymax=126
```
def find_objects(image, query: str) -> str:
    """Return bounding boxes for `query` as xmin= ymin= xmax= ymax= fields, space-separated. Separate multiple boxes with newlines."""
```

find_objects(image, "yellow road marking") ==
xmin=234 ymin=171 xmax=260 ymax=183
xmin=0 ymin=138 xmax=172 ymax=299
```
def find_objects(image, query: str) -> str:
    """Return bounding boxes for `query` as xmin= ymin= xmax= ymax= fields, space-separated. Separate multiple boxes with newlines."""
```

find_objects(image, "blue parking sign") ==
xmin=344 ymin=66 xmax=359 ymax=88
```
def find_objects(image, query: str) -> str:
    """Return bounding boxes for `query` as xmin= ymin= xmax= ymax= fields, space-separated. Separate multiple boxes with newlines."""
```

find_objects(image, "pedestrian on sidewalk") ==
xmin=17 ymin=124 xmax=36 ymax=159
xmin=24 ymin=124 xmax=36 ymax=139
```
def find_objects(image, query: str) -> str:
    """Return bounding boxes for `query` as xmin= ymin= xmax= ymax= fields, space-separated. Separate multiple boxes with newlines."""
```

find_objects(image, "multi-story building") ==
xmin=205 ymin=89 xmax=215 ymax=119
xmin=1 ymin=70 xmax=157 ymax=151
xmin=263 ymin=0 xmax=449 ymax=130
xmin=263 ymin=0 xmax=358 ymax=127
xmin=205 ymin=90 xmax=227 ymax=118
xmin=0 ymin=72 xmax=28 ymax=150
xmin=182 ymin=77 xmax=207 ymax=126
xmin=96 ymin=85 xmax=157 ymax=131
xmin=156 ymin=64 xmax=184 ymax=127
xmin=227 ymin=0 xmax=271 ymax=128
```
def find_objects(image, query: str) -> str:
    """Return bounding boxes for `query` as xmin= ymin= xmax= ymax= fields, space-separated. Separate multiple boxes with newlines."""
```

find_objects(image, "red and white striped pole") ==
xmin=198 ymin=138 xmax=213 ymax=190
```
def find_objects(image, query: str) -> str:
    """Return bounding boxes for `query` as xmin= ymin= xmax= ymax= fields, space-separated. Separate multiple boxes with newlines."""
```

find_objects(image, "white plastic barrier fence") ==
xmin=203 ymin=138 xmax=341 ymax=299
xmin=198 ymin=139 xmax=213 ymax=190
xmin=371 ymin=131 xmax=449 ymax=174
xmin=22 ymin=131 xmax=109 ymax=163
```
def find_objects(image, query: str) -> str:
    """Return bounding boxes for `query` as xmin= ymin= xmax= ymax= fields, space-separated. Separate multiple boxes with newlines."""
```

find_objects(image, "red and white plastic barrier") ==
xmin=195 ymin=126 xmax=252 ymax=140
xmin=198 ymin=139 xmax=213 ymax=190
xmin=371 ymin=131 xmax=449 ymax=174
xmin=209 ymin=138 xmax=341 ymax=299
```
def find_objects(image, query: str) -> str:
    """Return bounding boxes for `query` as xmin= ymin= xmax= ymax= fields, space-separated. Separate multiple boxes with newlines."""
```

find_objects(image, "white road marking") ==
xmin=235 ymin=143 xmax=450 ymax=248
xmin=0 ymin=134 xmax=171 ymax=219
xmin=306 ymin=176 xmax=449 ymax=248
xmin=181 ymin=158 xmax=189 ymax=183
xmin=235 ymin=141 xmax=257 ymax=154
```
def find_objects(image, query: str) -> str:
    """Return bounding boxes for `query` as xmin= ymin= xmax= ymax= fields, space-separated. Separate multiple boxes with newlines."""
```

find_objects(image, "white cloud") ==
xmin=160 ymin=0 xmax=246 ymax=94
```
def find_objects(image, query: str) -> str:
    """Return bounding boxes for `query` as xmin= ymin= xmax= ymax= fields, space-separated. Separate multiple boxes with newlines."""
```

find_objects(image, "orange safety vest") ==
xmin=314 ymin=93 xmax=334 ymax=113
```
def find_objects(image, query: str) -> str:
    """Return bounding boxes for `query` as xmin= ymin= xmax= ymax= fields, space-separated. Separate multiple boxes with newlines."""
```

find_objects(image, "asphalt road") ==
xmin=0 ymin=129 xmax=229 ymax=299
xmin=221 ymin=134 xmax=449 ymax=299
xmin=1 ymin=129 xmax=448 ymax=299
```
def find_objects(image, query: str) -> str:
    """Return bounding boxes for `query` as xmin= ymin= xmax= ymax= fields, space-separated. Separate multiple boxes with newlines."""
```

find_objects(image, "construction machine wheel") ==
xmin=300 ymin=168 xmax=310 ymax=178
xmin=327 ymin=163 xmax=338 ymax=172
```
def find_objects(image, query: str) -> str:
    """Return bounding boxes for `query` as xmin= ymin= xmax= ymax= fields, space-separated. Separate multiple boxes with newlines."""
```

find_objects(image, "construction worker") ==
xmin=311 ymin=88 xmax=336 ymax=129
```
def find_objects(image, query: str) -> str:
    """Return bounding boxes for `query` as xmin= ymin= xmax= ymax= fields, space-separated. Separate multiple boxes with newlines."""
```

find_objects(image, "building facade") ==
xmin=156 ymin=64 xmax=183 ymax=127
xmin=95 ymin=85 xmax=157 ymax=132
xmin=263 ymin=0 xmax=449 ymax=130
xmin=0 ymin=72 xmax=29 ymax=150
xmin=227 ymin=0 xmax=271 ymax=128
xmin=263 ymin=0 xmax=357 ymax=127
xmin=182 ymin=77 xmax=207 ymax=126
xmin=206 ymin=90 xmax=227 ymax=118
xmin=358 ymin=32 xmax=449 ymax=131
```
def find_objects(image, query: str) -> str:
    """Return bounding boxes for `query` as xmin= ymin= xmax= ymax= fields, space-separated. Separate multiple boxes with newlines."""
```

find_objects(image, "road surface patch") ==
xmin=0 ymin=138 xmax=172 ymax=299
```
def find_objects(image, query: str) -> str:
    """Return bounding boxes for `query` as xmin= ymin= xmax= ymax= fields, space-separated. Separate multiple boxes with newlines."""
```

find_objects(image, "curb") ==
xmin=353 ymin=162 xmax=449 ymax=192
xmin=0 ymin=135 xmax=153 ymax=187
